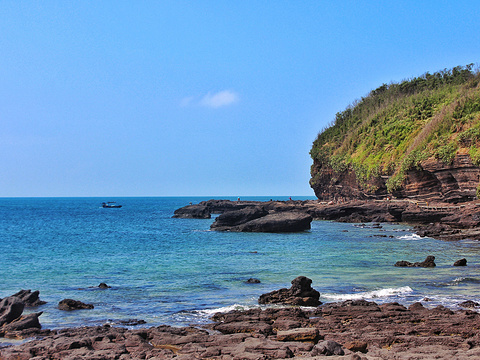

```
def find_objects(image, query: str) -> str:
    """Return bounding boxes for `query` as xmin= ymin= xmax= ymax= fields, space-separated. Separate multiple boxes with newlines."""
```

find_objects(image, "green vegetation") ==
xmin=310 ymin=64 xmax=480 ymax=193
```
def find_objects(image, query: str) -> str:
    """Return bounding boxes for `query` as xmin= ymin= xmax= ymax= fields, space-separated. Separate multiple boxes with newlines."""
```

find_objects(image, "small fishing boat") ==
xmin=102 ymin=202 xmax=122 ymax=208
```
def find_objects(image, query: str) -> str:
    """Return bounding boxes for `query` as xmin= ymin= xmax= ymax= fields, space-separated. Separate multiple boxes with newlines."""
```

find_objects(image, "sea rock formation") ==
xmin=58 ymin=299 xmax=94 ymax=311
xmin=258 ymin=276 xmax=321 ymax=306
xmin=0 ymin=290 xmax=44 ymax=333
xmin=210 ymin=206 xmax=312 ymax=232
xmin=394 ymin=255 xmax=436 ymax=267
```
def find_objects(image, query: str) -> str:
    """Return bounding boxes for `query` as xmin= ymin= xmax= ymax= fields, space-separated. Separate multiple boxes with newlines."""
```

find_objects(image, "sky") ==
xmin=1 ymin=1 xmax=480 ymax=197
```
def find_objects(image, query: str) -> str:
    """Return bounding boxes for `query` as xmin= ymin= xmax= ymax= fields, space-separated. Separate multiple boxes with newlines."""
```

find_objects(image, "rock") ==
xmin=172 ymin=204 xmax=211 ymax=219
xmin=58 ymin=299 xmax=94 ymax=311
xmin=458 ymin=300 xmax=480 ymax=308
xmin=98 ymin=282 xmax=111 ymax=288
xmin=2 ymin=312 xmax=42 ymax=331
xmin=454 ymin=258 xmax=467 ymax=266
xmin=0 ymin=296 xmax=24 ymax=326
xmin=344 ymin=340 xmax=368 ymax=353
xmin=210 ymin=206 xmax=269 ymax=230
xmin=276 ymin=328 xmax=321 ymax=342
xmin=312 ymin=340 xmax=345 ymax=356
xmin=258 ymin=276 xmax=321 ymax=306
xmin=212 ymin=207 xmax=312 ymax=232
xmin=394 ymin=255 xmax=436 ymax=267
xmin=234 ymin=212 xmax=313 ymax=232
xmin=245 ymin=278 xmax=261 ymax=284
xmin=11 ymin=290 xmax=46 ymax=307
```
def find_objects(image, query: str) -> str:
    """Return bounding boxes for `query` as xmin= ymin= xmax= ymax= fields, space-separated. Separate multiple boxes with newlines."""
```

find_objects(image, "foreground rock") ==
xmin=5 ymin=299 xmax=480 ymax=359
xmin=395 ymin=255 xmax=436 ymax=267
xmin=258 ymin=276 xmax=321 ymax=306
xmin=0 ymin=290 xmax=45 ymax=334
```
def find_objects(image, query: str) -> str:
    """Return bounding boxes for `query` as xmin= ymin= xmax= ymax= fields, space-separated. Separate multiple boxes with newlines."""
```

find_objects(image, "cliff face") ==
xmin=310 ymin=65 xmax=480 ymax=203
xmin=311 ymin=153 xmax=480 ymax=203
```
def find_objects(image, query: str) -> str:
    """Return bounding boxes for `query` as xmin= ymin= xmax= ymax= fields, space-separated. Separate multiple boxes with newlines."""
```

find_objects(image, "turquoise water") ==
xmin=1 ymin=197 xmax=480 ymax=329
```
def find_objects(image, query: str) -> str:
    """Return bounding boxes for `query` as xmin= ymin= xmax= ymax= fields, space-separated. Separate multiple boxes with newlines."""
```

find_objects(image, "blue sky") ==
xmin=1 ymin=1 xmax=479 ymax=197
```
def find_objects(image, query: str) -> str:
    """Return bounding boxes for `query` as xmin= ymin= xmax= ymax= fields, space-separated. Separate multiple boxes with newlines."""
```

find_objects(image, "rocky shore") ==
xmin=173 ymin=198 xmax=480 ymax=240
xmin=3 ymin=282 xmax=480 ymax=359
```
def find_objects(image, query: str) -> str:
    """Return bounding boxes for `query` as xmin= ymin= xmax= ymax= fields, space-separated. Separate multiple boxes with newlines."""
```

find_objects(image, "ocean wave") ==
xmin=322 ymin=286 xmax=413 ymax=301
xmin=449 ymin=277 xmax=480 ymax=285
xmin=397 ymin=233 xmax=422 ymax=240
xmin=195 ymin=304 xmax=260 ymax=316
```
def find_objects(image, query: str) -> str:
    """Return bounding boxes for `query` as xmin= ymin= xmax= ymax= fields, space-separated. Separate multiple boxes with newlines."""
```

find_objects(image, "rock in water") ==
xmin=454 ymin=258 xmax=467 ymax=266
xmin=12 ymin=289 xmax=47 ymax=306
xmin=395 ymin=255 xmax=436 ymax=267
xmin=58 ymin=299 xmax=94 ymax=311
xmin=258 ymin=276 xmax=321 ymax=306
xmin=0 ymin=296 xmax=24 ymax=326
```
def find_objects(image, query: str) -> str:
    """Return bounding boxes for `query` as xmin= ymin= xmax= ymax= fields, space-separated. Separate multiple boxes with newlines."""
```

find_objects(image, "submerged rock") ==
xmin=453 ymin=258 xmax=467 ymax=266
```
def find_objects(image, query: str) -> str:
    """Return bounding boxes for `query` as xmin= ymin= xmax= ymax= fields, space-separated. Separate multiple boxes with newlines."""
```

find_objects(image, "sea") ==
xmin=2 ymin=196 xmax=480 ymax=331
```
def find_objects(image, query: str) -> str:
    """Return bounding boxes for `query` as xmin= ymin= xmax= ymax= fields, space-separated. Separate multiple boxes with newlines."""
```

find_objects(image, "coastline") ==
xmin=3 ymin=298 xmax=480 ymax=359
xmin=2 ymin=198 xmax=480 ymax=359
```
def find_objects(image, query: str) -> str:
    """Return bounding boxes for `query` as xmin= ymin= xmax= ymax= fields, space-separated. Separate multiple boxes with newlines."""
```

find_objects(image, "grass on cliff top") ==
xmin=310 ymin=64 xmax=480 ymax=192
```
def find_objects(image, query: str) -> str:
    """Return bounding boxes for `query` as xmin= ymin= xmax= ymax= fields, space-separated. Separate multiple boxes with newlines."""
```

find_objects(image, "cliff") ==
xmin=310 ymin=65 xmax=480 ymax=203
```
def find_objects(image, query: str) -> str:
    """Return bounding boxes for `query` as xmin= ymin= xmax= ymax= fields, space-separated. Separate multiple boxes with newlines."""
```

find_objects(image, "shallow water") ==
xmin=1 ymin=197 xmax=480 ymax=329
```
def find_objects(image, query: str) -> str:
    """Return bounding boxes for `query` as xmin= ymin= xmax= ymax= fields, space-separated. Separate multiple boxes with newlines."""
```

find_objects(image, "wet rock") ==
xmin=0 ymin=296 xmax=24 ymax=326
xmin=459 ymin=300 xmax=480 ymax=308
xmin=395 ymin=255 xmax=436 ymax=267
xmin=2 ymin=312 xmax=42 ymax=331
xmin=98 ymin=282 xmax=111 ymax=289
xmin=11 ymin=290 xmax=46 ymax=307
xmin=58 ymin=299 xmax=94 ymax=311
xmin=454 ymin=258 xmax=467 ymax=266
xmin=245 ymin=278 xmax=261 ymax=284
xmin=258 ymin=276 xmax=321 ymax=306
xmin=312 ymin=340 xmax=345 ymax=356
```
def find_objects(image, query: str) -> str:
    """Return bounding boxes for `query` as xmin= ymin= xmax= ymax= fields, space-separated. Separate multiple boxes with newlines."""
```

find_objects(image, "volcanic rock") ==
xmin=394 ymin=255 xmax=436 ymax=267
xmin=454 ymin=258 xmax=467 ymax=266
xmin=0 ymin=296 xmax=24 ymax=326
xmin=172 ymin=204 xmax=211 ymax=218
xmin=11 ymin=289 xmax=46 ymax=307
xmin=258 ymin=276 xmax=321 ymax=306
xmin=58 ymin=299 xmax=94 ymax=311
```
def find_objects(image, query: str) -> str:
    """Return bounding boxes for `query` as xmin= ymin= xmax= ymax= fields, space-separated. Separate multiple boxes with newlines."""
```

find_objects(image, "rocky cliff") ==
xmin=310 ymin=65 xmax=480 ymax=203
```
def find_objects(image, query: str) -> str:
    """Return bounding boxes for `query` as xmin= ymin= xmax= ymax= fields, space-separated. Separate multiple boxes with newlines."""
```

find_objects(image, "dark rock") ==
xmin=98 ymin=282 xmax=111 ymax=289
xmin=245 ymin=278 xmax=261 ymax=284
xmin=58 ymin=299 xmax=94 ymax=311
xmin=2 ymin=312 xmax=42 ymax=331
xmin=116 ymin=319 xmax=147 ymax=326
xmin=312 ymin=340 xmax=345 ymax=356
xmin=172 ymin=204 xmax=211 ymax=219
xmin=459 ymin=300 xmax=480 ymax=308
xmin=454 ymin=258 xmax=467 ymax=266
xmin=11 ymin=290 xmax=46 ymax=307
xmin=210 ymin=206 xmax=268 ymax=230
xmin=394 ymin=255 xmax=436 ymax=267
xmin=212 ymin=207 xmax=312 ymax=233
xmin=0 ymin=296 xmax=24 ymax=326
xmin=258 ymin=276 xmax=321 ymax=306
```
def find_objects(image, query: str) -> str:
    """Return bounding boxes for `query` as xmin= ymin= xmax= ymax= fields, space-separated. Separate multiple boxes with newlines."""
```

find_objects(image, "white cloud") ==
xmin=200 ymin=90 xmax=239 ymax=108
xmin=180 ymin=90 xmax=240 ymax=108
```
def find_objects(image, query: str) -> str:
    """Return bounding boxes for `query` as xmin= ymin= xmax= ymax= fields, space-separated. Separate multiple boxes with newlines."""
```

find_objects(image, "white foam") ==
xmin=397 ymin=233 xmax=422 ymax=240
xmin=196 ymin=304 xmax=259 ymax=316
xmin=323 ymin=286 xmax=413 ymax=301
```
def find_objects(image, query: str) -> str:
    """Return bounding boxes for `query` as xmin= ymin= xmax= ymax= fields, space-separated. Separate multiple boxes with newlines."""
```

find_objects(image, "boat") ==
xmin=102 ymin=202 xmax=122 ymax=208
